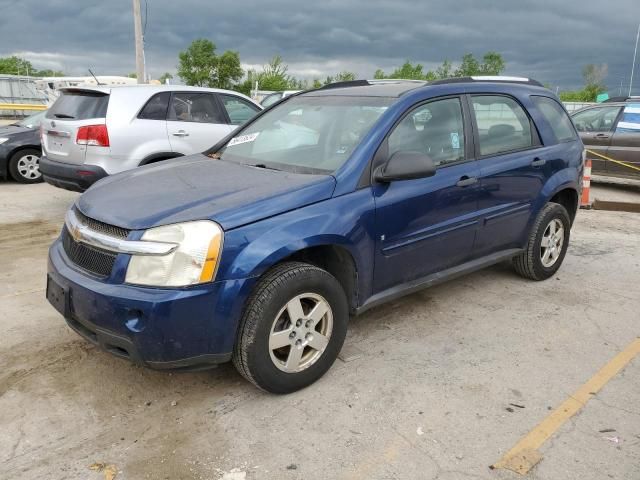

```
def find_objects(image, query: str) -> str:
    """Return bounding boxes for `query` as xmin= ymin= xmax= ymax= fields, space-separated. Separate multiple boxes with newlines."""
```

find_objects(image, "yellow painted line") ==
xmin=586 ymin=149 xmax=640 ymax=172
xmin=0 ymin=103 xmax=47 ymax=111
xmin=492 ymin=337 xmax=640 ymax=475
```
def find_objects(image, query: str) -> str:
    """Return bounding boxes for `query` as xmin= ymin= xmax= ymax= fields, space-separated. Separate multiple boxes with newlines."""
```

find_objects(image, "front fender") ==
xmin=216 ymin=188 xmax=376 ymax=300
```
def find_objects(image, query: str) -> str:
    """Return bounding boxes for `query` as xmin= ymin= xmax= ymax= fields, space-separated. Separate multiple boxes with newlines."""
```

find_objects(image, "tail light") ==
xmin=76 ymin=125 xmax=109 ymax=147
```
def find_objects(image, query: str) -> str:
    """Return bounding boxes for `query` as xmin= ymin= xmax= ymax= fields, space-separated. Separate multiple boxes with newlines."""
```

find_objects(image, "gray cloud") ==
xmin=0 ymin=0 xmax=638 ymax=93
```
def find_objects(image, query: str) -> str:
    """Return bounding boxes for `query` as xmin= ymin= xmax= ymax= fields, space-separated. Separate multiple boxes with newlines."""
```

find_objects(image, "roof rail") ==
xmin=430 ymin=76 xmax=544 ymax=87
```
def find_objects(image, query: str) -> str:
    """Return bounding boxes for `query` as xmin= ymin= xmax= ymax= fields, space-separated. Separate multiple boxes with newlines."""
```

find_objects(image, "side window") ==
xmin=532 ymin=96 xmax=577 ymax=143
xmin=168 ymin=93 xmax=225 ymax=123
xmin=571 ymin=106 xmax=622 ymax=133
xmin=471 ymin=95 xmax=533 ymax=156
xmin=220 ymin=95 xmax=261 ymax=125
xmin=387 ymin=97 xmax=465 ymax=167
xmin=138 ymin=92 xmax=170 ymax=120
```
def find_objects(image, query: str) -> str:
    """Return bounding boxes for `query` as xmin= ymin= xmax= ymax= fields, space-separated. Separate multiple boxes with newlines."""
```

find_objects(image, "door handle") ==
xmin=595 ymin=133 xmax=610 ymax=139
xmin=531 ymin=157 xmax=546 ymax=167
xmin=172 ymin=130 xmax=189 ymax=137
xmin=456 ymin=176 xmax=478 ymax=187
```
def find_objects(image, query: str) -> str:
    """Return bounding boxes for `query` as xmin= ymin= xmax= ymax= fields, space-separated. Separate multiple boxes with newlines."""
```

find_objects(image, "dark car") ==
xmin=46 ymin=77 xmax=583 ymax=393
xmin=0 ymin=110 xmax=46 ymax=183
xmin=571 ymin=97 xmax=640 ymax=178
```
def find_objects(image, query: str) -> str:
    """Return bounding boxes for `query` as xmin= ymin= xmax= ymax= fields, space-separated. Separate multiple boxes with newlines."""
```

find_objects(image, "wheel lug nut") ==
xmin=305 ymin=320 xmax=311 ymax=328
xmin=295 ymin=339 xmax=302 ymax=346
xmin=296 ymin=320 xmax=302 ymax=327
xmin=306 ymin=333 xmax=313 ymax=340
xmin=289 ymin=331 xmax=296 ymax=339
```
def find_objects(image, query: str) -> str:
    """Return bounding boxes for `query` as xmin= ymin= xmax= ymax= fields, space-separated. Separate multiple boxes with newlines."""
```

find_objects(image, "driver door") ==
xmin=371 ymin=97 xmax=481 ymax=293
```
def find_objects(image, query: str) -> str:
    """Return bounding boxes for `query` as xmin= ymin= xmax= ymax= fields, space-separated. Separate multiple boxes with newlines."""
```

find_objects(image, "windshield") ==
xmin=15 ymin=110 xmax=46 ymax=128
xmin=219 ymin=95 xmax=392 ymax=174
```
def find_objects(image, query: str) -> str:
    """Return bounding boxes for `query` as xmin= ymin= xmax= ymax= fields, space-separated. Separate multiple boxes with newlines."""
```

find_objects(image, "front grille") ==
xmin=74 ymin=207 xmax=130 ymax=239
xmin=62 ymin=227 xmax=118 ymax=278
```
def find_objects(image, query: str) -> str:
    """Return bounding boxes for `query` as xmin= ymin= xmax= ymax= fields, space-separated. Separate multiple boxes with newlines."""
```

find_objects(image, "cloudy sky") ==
xmin=0 ymin=0 xmax=639 ymax=93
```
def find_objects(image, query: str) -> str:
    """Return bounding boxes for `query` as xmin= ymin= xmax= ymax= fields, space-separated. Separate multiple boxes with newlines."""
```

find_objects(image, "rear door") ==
xmin=470 ymin=94 xmax=550 ymax=256
xmin=606 ymin=103 xmax=640 ymax=178
xmin=42 ymin=89 xmax=109 ymax=165
xmin=166 ymin=92 xmax=231 ymax=154
xmin=129 ymin=91 xmax=172 ymax=159
xmin=571 ymin=105 xmax=623 ymax=174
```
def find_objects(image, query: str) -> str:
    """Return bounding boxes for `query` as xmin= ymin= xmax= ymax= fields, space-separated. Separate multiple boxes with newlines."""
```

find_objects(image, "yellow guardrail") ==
xmin=0 ymin=103 xmax=47 ymax=111
xmin=586 ymin=149 xmax=640 ymax=173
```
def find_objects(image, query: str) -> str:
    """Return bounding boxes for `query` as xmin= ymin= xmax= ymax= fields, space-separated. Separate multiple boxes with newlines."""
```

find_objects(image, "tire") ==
xmin=233 ymin=262 xmax=349 ymax=394
xmin=8 ymin=148 xmax=43 ymax=184
xmin=512 ymin=202 xmax=571 ymax=281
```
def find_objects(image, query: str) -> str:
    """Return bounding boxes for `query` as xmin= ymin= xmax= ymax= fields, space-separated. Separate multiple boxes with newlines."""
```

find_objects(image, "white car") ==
xmin=40 ymin=85 xmax=262 ymax=191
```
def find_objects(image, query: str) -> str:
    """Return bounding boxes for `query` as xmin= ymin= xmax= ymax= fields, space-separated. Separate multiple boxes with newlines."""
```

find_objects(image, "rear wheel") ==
xmin=512 ymin=202 xmax=571 ymax=280
xmin=9 ymin=149 xmax=43 ymax=184
xmin=233 ymin=262 xmax=348 ymax=394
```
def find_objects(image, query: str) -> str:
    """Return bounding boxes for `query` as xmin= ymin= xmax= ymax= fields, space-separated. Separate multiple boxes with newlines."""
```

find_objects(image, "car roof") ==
xmin=302 ymin=77 xmax=545 ymax=98
xmin=58 ymin=84 xmax=258 ymax=102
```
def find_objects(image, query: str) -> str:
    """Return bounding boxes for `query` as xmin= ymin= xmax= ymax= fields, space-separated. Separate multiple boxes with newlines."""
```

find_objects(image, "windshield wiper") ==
xmin=53 ymin=113 xmax=75 ymax=119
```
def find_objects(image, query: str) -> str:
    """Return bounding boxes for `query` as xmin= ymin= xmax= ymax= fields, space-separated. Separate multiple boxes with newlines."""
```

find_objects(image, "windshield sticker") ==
xmin=450 ymin=132 xmax=460 ymax=149
xmin=228 ymin=132 xmax=260 ymax=147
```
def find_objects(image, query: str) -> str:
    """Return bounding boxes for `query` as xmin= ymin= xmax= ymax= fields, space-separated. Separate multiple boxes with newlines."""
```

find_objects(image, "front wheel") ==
xmin=9 ymin=148 xmax=43 ymax=184
xmin=512 ymin=202 xmax=571 ymax=280
xmin=233 ymin=262 xmax=348 ymax=394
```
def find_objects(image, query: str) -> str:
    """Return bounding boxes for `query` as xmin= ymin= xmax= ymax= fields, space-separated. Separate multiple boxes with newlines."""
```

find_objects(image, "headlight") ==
xmin=0 ymin=138 xmax=9 ymax=145
xmin=125 ymin=221 xmax=223 ymax=287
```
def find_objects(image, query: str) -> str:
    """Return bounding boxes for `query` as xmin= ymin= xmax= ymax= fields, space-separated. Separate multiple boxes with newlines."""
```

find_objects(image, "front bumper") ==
xmin=40 ymin=155 xmax=107 ymax=192
xmin=47 ymin=237 xmax=256 ymax=370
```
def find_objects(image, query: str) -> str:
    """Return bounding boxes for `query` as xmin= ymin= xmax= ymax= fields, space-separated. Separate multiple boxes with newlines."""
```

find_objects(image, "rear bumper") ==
xmin=47 ymin=236 xmax=257 ymax=370
xmin=40 ymin=155 xmax=107 ymax=192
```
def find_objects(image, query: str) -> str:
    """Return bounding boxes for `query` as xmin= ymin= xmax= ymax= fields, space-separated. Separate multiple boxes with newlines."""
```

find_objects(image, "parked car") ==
xmin=571 ymin=97 xmax=640 ymax=178
xmin=40 ymin=85 xmax=262 ymax=192
xmin=46 ymin=77 xmax=583 ymax=393
xmin=260 ymin=90 xmax=301 ymax=107
xmin=0 ymin=110 xmax=46 ymax=183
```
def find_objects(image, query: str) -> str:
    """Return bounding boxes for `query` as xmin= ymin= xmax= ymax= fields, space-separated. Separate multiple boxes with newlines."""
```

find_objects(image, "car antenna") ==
xmin=88 ymin=69 xmax=104 ymax=86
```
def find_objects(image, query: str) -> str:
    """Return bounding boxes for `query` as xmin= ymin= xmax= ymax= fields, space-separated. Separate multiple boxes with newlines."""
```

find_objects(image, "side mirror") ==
xmin=374 ymin=151 xmax=436 ymax=182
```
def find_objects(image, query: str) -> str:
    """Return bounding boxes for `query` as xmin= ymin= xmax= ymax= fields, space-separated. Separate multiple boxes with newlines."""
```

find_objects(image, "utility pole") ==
xmin=630 ymin=22 xmax=640 ymax=97
xmin=132 ymin=0 xmax=145 ymax=84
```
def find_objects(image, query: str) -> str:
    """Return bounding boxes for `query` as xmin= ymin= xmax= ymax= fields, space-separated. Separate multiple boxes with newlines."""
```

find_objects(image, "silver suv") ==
xmin=40 ymin=85 xmax=262 ymax=191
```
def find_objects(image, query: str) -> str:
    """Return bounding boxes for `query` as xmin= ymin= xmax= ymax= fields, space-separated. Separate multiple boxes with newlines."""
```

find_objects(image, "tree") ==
xmin=0 ymin=56 xmax=64 ymax=77
xmin=479 ymin=52 xmax=505 ymax=76
xmin=559 ymin=64 xmax=608 ymax=102
xmin=334 ymin=71 xmax=356 ymax=82
xmin=178 ymin=38 xmax=243 ymax=88
xmin=216 ymin=50 xmax=243 ymax=90
xmin=257 ymin=55 xmax=294 ymax=91
xmin=0 ymin=56 xmax=33 ymax=75
xmin=372 ymin=52 xmax=505 ymax=81
xmin=127 ymin=72 xmax=137 ymax=78
xmin=158 ymin=72 xmax=173 ymax=84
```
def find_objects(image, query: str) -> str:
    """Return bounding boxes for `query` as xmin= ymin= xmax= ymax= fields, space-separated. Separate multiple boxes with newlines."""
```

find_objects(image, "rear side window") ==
xmin=532 ymin=96 xmax=577 ymax=142
xmin=168 ymin=92 xmax=225 ymax=123
xmin=138 ymin=92 xmax=170 ymax=120
xmin=471 ymin=95 xmax=533 ymax=156
xmin=220 ymin=94 xmax=261 ymax=125
xmin=46 ymin=91 xmax=109 ymax=120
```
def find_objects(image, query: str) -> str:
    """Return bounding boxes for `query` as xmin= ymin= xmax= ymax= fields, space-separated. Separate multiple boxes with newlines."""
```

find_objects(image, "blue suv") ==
xmin=46 ymin=78 xmax=584 ymax=393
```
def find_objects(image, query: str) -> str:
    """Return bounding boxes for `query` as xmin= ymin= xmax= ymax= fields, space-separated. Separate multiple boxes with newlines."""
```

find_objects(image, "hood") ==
xmin=77 ymin=154 xmax=336 ymax=231
xmin=0 ymin=125 xmax=31 ymax=136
